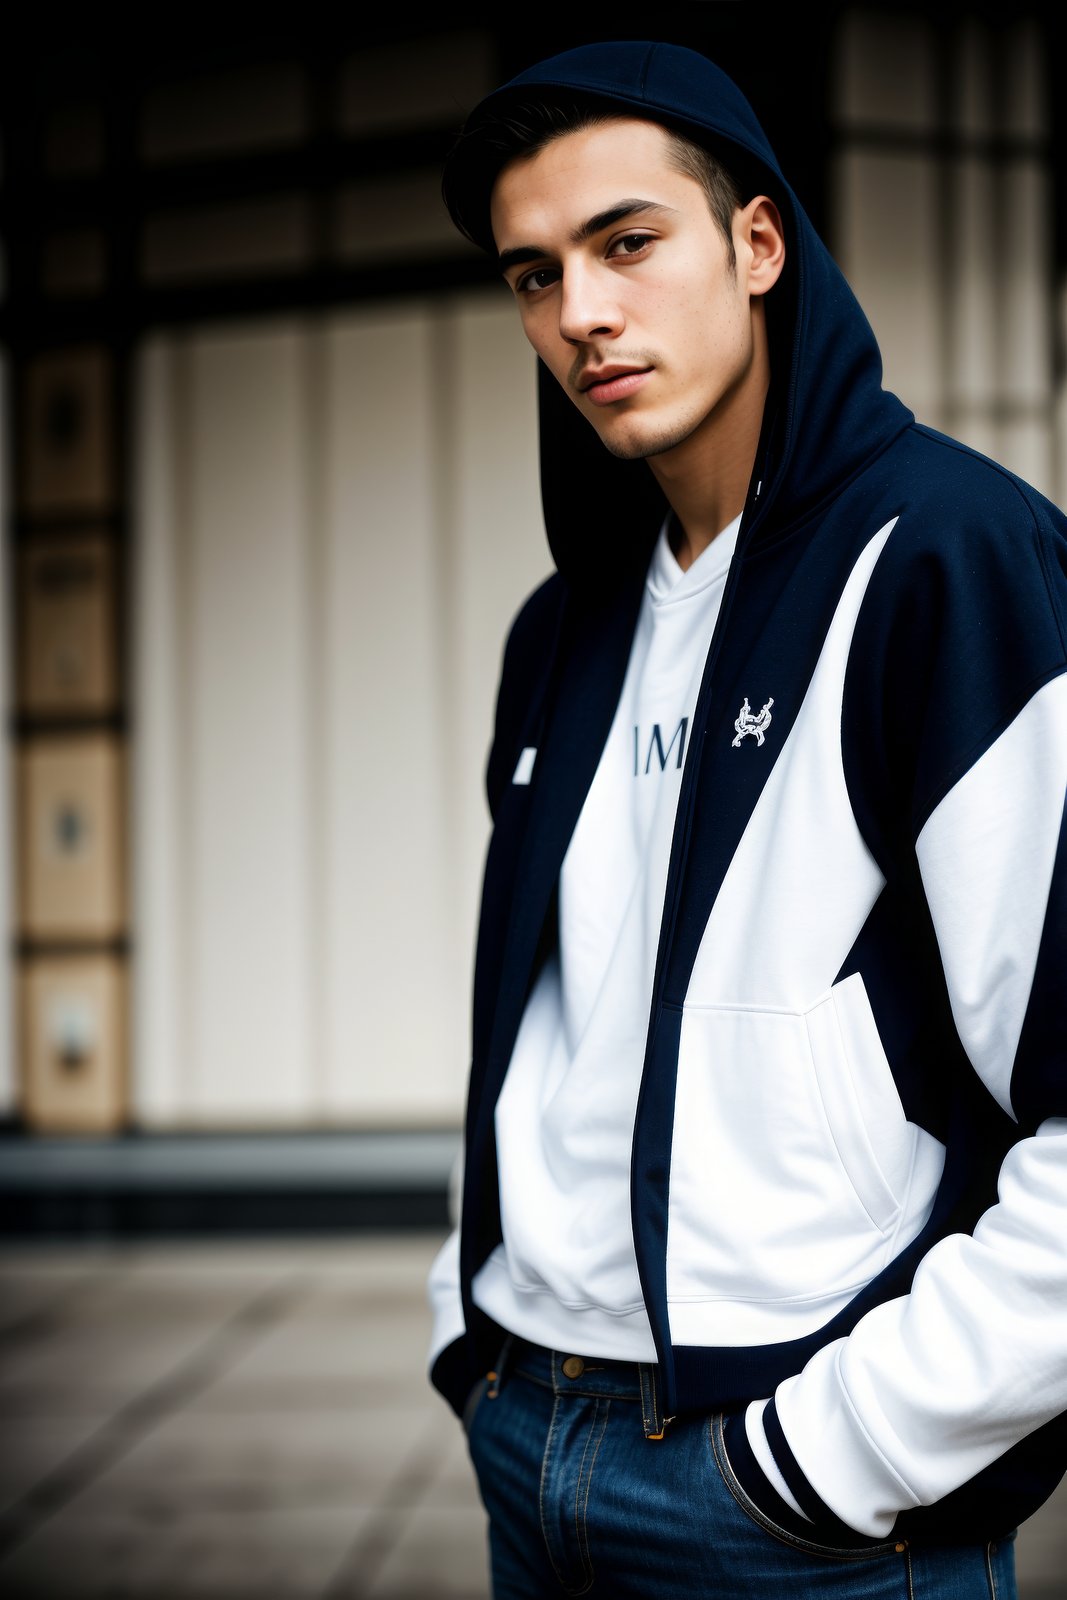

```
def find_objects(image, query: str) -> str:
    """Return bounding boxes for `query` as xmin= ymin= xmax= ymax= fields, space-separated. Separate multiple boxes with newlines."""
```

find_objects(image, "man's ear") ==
xmin=738 ymin=196 xmax=786 ymax=297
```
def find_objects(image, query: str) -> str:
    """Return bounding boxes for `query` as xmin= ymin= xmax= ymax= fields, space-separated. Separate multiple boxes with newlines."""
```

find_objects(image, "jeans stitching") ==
xmin=539 ymin=1393 xmax=604 ymax=1598
xmin=710 ymin=1412 xmax=902 ymax=1564
xmin=539 ymin=1392 xmax=571 ymax=1592
xmin=986 ymin=1541 xmax=998 ymax=1600
xmin=572 ymin=1398 xmax=609 ymax=1593
xmin=569 ymin=1400 xmax=599 ymax=1594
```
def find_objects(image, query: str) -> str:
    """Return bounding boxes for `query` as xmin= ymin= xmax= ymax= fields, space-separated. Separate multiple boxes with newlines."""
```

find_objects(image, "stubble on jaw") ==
xmin=590 ymin=392 xmax=717 ymax=462
xmin=597 ymin=414 xmax=701 ymax=461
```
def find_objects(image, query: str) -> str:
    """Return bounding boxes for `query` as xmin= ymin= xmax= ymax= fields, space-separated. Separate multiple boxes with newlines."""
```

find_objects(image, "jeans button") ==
xmin=562 ymin=1355 xmax=585 ymax=1379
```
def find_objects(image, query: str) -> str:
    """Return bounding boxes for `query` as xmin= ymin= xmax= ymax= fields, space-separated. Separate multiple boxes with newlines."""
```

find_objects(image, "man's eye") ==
xmin=516 ymin=267 xmax=560 ymax=294
xmin=609 ymin=234 xmax=653 ymax=257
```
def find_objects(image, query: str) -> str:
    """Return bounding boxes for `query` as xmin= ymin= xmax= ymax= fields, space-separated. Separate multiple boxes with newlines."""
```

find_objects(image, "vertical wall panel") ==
xmin=999 ymin=21 xmax=1056 ymax=502
xmin=948 ymin=158 xmax=998 ymax=412
xmin=1001 ymin=162 xmax=1052 ymax=410
xmin=833 ymin=6 xmax=1058 ymax=502
xmin=133 ymin=322 xmax=318 ymax=1125
xmin=835 ymin=151 xmax=942 ymax=424
xmin=185 ymin=322 xmax=314 ymax=1120
xmin=320 ymin=305 xmax=458 ymax=1122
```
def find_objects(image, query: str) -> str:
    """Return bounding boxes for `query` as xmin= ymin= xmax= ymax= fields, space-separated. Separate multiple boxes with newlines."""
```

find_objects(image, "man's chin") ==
xmin=592 ymin=417 xmax=695 ymax=463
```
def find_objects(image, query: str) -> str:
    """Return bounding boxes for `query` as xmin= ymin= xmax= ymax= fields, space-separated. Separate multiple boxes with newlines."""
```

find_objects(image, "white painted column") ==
xmin=318 ymin=302 xmax=456 ymax=1123
xmin=133 ymin=320 xmax=317 ymax=1125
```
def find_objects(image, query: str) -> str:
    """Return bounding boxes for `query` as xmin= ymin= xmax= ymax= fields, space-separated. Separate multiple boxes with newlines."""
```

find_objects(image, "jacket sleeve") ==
xmin=754 ymin=483 xmax=1067 ymax=1538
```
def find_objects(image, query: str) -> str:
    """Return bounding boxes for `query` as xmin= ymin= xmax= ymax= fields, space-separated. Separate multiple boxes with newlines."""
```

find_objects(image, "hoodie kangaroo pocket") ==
xmin=666 ymin=979 xmax=911 ymax=1340
xmin=804 ymin=972 xmax=913 ymax=1231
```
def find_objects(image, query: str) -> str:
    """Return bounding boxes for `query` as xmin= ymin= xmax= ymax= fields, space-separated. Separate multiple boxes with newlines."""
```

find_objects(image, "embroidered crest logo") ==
xmin=731 ymin=696 xmax=775 ymax=747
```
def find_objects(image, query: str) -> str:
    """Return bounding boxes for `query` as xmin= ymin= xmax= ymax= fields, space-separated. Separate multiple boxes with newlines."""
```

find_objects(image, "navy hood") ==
xmin=448 ymin=41 xmax=912 ymax=590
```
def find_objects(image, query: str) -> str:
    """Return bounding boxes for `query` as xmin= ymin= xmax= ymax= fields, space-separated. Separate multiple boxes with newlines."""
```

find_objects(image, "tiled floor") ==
xmin=0 ymin=1233 xmax=1062 ymax=1598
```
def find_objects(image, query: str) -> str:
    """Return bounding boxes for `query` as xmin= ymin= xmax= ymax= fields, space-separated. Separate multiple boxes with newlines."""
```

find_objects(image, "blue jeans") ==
xmin=462 ymin=1334 xmax=1018 ymax=1599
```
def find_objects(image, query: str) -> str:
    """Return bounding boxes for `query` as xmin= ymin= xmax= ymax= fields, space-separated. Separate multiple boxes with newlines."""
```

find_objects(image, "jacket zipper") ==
xmin=630 ymin=473 xmax=770 ymax=1415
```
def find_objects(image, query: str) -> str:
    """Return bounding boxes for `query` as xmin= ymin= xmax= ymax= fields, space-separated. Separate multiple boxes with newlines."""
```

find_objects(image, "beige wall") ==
xmin=7 ymin=15 xmax=1064 ymax=1130
xmin=131 ymin=292 xmax=548 ymax=1127
xmin=833 ymin=11 xmax=1064 ymax=506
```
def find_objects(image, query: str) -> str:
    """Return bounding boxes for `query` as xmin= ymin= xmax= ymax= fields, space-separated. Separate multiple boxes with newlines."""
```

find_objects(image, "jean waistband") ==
xmin=494 ymin=1333 xmax=672 ymax=1439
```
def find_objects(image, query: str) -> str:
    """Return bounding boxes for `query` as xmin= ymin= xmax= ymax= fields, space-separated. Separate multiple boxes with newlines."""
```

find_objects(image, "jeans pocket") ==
xmin=710 ymin=1412 xmax=903 ymax=1563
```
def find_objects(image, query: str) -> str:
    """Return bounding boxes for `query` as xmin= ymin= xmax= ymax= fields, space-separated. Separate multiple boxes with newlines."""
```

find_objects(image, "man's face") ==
xmin=490 ymin=117 xmax=765 ymax=464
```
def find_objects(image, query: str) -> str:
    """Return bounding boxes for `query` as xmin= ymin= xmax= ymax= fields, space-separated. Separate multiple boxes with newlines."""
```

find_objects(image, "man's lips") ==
xmin=578 ymin=366 xmax=654 ymax=405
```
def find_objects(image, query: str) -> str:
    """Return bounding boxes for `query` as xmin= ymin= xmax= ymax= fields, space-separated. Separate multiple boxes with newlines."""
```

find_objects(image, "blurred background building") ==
xmin=0 ymin=3 xmax=1064 ymax=1226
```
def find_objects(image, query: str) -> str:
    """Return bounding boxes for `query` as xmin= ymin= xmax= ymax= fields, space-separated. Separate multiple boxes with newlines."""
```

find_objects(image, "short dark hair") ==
xmin=442 ymin=92 xmax=744 ymax=269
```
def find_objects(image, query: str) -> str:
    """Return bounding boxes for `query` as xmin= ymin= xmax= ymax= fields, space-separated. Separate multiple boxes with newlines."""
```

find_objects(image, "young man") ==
xmin=427 ymin=40 xmax=1067 ymax=1598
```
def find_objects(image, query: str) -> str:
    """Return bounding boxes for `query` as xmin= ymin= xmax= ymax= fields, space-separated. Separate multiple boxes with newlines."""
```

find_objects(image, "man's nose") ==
xmin=558 ymin=264 xmax=623 ymax=345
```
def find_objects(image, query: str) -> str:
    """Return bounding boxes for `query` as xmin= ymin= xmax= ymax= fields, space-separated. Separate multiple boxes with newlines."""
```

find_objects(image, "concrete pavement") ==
xmin=0 ymin=1234 xmax=1061 ymax=1597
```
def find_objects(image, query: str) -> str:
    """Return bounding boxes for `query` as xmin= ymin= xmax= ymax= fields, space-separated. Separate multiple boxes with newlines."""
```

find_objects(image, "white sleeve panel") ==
xmin=915 ymin=673 xmax=1067 ymax=1119
xmin=774 ymin=1118 xmax=1067 ymax=1536
xmin=427 ymin=1227 xmax=466 ymax=1372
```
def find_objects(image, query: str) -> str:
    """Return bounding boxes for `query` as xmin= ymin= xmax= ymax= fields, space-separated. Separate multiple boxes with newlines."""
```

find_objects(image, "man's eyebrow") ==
xmin=497 ymin=199 xmax=677 ymax=273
